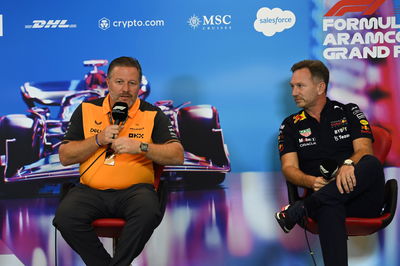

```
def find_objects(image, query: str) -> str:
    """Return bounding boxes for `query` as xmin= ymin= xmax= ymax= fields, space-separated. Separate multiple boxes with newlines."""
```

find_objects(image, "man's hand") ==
xmin=336 ymin=165 xmax=356 ymax=194
xmin=98 ymin=125 xmax=123 ymax=146
xmin=313 ymin=177 xmax=329 ymax=191
xmin=111 ymin=137 xmax=141 ymax=154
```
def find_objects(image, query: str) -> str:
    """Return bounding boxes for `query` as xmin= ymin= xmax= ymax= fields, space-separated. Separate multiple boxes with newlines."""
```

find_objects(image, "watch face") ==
xmin=140 ymin=142 xmax=149 ymax=152
xmin=344 ymin=159 xmax=353 ymax=165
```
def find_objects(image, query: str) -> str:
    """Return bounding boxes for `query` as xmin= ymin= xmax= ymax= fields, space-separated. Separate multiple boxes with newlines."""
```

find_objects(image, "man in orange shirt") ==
xmin=53 ymin=56 xmax=184 ymax=265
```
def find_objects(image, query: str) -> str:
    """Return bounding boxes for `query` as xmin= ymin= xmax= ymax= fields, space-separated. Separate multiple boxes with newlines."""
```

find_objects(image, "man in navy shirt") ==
xmin=275 ymin=60 xmax=385 ymax=266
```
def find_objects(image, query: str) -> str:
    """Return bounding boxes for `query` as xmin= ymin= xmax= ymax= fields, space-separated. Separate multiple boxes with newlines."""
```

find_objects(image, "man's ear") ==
xmin=317 ymin=82 xmax=326 ymax=95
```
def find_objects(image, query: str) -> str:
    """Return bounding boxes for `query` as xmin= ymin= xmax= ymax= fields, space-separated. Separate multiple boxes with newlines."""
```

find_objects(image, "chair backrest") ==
xmin=153 ymin=163 xmax=164 ymax=191
xmin=371 ymin=125 xmax=391 ymax=164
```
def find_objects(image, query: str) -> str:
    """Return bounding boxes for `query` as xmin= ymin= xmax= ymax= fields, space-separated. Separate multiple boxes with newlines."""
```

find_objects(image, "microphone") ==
xmin=319 ymin=159 xmax=338 ymax=180
xmin=111 ymin=102 xmax=128 ymax=125
xmin=105 ymin=102 xmax=128 ymax=160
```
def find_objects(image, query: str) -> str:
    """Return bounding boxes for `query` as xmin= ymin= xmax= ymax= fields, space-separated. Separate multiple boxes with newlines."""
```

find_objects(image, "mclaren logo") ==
xmin=324 ymin=0 xmax=386 ymax=17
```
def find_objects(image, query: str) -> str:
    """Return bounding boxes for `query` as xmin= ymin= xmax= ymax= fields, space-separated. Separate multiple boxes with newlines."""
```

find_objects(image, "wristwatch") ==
xmin=343 ymin=159 xmax=355 ymax=167
xmin=140 ymin=142 xmax=149 ymax=153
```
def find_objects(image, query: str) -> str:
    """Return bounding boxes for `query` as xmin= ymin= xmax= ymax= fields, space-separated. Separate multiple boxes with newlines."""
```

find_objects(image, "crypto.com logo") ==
xmin=324 ymin=0 xmax=386 ymax=16
xmin=98 ymin=17 xmax=110 ymax=30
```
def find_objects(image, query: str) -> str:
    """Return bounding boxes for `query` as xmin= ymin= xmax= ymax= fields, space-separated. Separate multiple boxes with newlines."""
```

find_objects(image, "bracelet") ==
xmin=95 ymin=134 xmax=102 ymax=147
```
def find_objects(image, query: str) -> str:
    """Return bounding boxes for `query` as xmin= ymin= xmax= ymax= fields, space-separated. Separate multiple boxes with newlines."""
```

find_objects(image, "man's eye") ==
xmin=116 ymin=80 xmax=123 ymax=84
xmin=129 ymin=81 xmax=137 ymax=86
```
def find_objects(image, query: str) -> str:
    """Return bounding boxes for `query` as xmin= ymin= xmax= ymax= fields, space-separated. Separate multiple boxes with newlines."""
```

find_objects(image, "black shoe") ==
xmin=275 ymin=200 xmax=305 ymax=233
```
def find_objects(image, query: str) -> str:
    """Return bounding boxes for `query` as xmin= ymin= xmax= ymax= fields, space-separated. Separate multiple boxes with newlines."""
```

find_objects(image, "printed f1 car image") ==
xmin=0 ymin=60 xmax=230 ymax=191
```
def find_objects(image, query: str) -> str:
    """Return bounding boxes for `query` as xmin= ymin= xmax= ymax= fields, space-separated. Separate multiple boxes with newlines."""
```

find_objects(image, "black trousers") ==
xmin=53 ymin=183 xmax=162 ymax=266
xmin=305 ymin=155 xmax=385 ymax=266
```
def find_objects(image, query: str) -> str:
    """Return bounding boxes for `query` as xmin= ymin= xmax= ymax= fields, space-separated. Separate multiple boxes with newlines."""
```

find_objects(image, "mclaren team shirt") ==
xmin=278 ymin=98 xmax=373 ymax=177
xmin=64 ymin=95 xmax=179 ymax=190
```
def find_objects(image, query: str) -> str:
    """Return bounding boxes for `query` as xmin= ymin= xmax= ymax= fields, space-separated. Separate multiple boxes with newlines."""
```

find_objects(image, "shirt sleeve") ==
xmin=152 ymin=108 xmax=180 ymax=144
xmin=63 ymin=104 xmax=84 ymax=141
xmin=345 ymin=103 xmax=374 ymax=141
xmin=278 ymin=117 xmax=297 ymax=157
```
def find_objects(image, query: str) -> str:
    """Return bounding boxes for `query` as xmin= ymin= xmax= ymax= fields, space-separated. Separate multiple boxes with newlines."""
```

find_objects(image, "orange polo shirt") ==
xmin=64 ymin=95 xmax=179 ymax=190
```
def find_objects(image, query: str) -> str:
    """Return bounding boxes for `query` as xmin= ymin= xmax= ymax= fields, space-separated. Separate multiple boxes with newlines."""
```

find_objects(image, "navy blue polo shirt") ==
xmin=278 ymin=98 xmax=373 ymax=177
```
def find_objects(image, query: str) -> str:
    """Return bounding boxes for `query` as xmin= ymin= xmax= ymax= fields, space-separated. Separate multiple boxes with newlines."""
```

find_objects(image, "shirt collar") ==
xmin=321 ymin=97 xmax=332 ymax=116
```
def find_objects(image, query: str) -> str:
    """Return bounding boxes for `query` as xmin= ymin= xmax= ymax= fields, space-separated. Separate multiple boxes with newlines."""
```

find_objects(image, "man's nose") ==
xmin=292 ymin=87 xmax=298 ymax=96
xmin=121 ymin=82 xmax=129 ymax=92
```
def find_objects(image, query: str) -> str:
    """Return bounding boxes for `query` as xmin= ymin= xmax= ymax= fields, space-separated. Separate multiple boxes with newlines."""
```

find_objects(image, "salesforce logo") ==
xmin=254 ymin=7 xmax=296 ymax=37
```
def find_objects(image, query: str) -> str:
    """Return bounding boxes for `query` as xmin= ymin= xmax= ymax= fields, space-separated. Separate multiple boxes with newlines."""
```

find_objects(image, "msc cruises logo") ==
xmin=187 ymin=15 xmax=202 ymax=29
xmin=187 ymin=14 xmax=232 ymax=30
xmin=324 ymin=0 xmax=385 ymax=16
xmin=25 ymin=19 xmax=77 ymax=29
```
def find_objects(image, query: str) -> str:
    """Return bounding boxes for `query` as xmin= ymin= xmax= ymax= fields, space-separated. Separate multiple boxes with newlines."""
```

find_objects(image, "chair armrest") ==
xmin=286 ymin=181 xmax=300 ymax=204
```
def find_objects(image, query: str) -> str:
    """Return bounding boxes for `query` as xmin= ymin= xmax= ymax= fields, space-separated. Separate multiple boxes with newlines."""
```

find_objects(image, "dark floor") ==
xmin=0 ymin=170 xmax=399 ymax=266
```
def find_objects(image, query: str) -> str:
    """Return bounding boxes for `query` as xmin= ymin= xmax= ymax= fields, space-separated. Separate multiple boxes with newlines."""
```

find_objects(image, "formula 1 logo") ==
xmin=324 ymin=0 xmax=386 ymax=16
xmin=25 ymin=20 xmax=77 ymax=29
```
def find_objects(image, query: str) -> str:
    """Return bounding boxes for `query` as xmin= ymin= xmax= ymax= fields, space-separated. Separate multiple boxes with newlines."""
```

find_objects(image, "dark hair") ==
xmin=291 ymin=60 xmax=329 ymax=89
xmin=107 ymin=56 xmax=142 ymax=82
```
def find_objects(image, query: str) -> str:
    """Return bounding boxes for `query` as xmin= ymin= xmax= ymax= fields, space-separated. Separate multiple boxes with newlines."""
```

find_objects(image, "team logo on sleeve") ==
xmin=278 ymin=143 xmax=284 ymax=152
xmin=352 ymin=108 xmax=366 ymax=120
xmin=360 ymin=119 xmax=371 ymax=132
xmin=293 ymin=111 xmax=306 ymax=124
xmin=168 ymin=125 xmax=178 ymax=138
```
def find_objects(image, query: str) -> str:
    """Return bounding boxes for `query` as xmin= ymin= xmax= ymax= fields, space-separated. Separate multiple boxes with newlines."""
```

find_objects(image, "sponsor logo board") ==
xmin=254 ymin=7 xmax=296 ymax=36
xmin=187 ymin=14 xmax=232 ymax=30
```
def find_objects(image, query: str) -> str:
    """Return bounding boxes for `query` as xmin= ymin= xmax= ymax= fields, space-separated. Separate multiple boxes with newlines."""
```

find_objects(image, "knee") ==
xmin=356 ymin=155 xmax=384 ymax=178
xmin=142 ymin=204 xmax=162 ymax=224
xmin=130 ymin=204 xmax=162 ymax=229
xmin=53 ymin=203 xmax=78 ymax=231
xmin=358 ymin=154 xmax=382 ymax=168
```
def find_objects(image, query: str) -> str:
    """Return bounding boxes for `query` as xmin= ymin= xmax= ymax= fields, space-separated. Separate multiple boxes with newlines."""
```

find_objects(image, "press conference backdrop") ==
xmin=1 ymin=0 xmax=400 ymax=176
